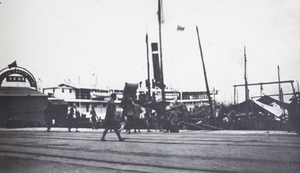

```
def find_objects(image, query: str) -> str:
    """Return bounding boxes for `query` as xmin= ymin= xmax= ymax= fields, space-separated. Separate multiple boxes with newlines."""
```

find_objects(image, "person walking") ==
xmin=101 ymin=93 xmax=125 ymax=142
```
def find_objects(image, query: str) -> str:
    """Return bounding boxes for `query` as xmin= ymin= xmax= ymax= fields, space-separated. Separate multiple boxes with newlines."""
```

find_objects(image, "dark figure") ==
xmin=153 ymin=100 xmax=166 ymax=132
xmin=226 ymin=110 xmax=236 ymax=130
xmin=101 ymin=93 xmax=125 ymax=141
xmin=288 ymin=96 xmax=300 ymax=134
xmin=133 ymin=102 xmax=142 ymax=133
xmin=67 ymin=104 xmax=80 ymax=132
xmin=124 ymin=97 xmax=135 ymax=134
xmin=74 ymin=110 xmax=80 ymax=132
xmin=164 ymin=108 xmax=179 ymax=133
xmin=90 ymin=105 xmax=98 ymax=130
xmin=145 ymin=107 xmax=153 ymax=132
xmin=44 ymin=103 xmax=52 ymax=132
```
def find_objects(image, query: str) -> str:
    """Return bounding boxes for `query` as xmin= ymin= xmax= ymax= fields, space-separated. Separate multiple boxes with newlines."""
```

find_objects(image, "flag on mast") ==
xmin=177 ymin=25 xmax=185 ymax=31
xmin=8 ymin=61 xmax=17 ymax=68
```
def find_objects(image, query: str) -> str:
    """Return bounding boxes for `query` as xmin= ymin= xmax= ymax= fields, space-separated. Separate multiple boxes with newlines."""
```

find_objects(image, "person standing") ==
xmin=67 ymin=104 xmax=80 ymax=132
xmin=125 ymin=97 xmax=135 ymax=134
xmin=133 ymin=102 xmax=142 ymax=133
xmin=44 ymin=102 xmax=52 ymax=132
xmin=90 ymin=105 xmax=98 ymax=130
xmin=101 ymin=93 xmax=125 ymax=142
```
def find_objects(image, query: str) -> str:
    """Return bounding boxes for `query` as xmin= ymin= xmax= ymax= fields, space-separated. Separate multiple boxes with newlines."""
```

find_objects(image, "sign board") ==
xmin=6 ymin=76 xmax=26 ymax=82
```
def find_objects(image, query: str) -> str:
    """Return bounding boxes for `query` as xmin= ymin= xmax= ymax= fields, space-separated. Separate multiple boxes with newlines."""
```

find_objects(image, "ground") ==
xmin=0 ymin=128 xmax=299 ymax=173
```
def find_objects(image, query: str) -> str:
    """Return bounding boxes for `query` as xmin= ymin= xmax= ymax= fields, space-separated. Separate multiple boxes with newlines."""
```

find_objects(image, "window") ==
xmin=69 ymin=89 xmax=72 ymax=93
xmin=62 ymin=89 xmax=64 ymax=93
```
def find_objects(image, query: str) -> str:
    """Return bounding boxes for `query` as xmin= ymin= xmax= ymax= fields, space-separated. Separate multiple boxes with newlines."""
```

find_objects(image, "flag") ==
xmin=8 ymin=61 xmax=17 ymax=68
xmin=177 ymin=25 xmax=185 ymax=31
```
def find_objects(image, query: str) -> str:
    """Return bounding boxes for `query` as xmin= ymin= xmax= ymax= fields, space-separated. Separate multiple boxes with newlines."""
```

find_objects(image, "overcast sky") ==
xmin=0 ymin=0 xmax=299 ymax=103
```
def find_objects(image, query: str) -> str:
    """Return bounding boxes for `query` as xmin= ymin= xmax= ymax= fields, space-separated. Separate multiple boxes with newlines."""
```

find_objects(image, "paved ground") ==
xmin=0 ymin=128 xmax=299 ymax=173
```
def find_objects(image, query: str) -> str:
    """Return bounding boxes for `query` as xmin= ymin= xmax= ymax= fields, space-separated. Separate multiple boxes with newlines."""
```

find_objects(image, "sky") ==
xmin=0 ymin=0 xmax=300 ymax=104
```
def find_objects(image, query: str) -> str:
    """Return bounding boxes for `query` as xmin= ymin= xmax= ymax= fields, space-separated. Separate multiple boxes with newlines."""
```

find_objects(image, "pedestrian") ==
xmin=226 ymin=109 xmax=236 ymax=130
xmin=67 ymin=104 xmax=80 ymax=132
xmin=124 ymin=97 xmax=135 ymax=134
xmin=145 ymin=107 xmax=153 ymax=132
xmin=44 ymin=102 xmax=52 ymax=132
xmin=101 ymin=93 xmax=125 ymax=142
xmin=74 ymin=109 xmax=80 ymax=132
xmin=133 ymin=101 xmax=143 ymax=133
xmin=90 ymin=105 xmax=98 ymax=130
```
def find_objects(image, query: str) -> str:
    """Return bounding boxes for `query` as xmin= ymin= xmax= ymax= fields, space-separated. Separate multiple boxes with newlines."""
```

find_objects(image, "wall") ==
xmin=0 ymin=96 xmax=47 ymax=127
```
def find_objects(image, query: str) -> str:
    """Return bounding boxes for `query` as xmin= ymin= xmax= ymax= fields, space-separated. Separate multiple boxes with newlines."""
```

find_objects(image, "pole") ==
xmin=244 ymin=46 xmax=249 ymax=116
xmin=196 ymin=26 xmax=214 ymax=118
xmin=146 ymin=34 xmax=151 ymax=99
xmin=244 ymin=46 xmax=249 ymax=101
xmin=234 ymin=86 xmax=236 ymax=105
xmin=158 ymin=0 xmax=165 ymax=101
xmin=277 ymin=65 xmax=283 ymax=102
xmin=277 ymin=65 xmax=286 ymax=117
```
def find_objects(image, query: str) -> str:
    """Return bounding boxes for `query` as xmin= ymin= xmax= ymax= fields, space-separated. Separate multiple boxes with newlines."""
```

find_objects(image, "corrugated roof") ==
xmin=0 ymin=87 xmax=47 ymax=97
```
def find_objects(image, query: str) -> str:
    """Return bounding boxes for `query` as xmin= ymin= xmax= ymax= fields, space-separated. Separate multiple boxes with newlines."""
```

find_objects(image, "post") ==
xmin=196 ymin=26 xmax=214 ymax=118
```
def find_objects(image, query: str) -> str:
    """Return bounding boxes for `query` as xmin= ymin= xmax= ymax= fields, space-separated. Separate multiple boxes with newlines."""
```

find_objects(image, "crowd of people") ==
xmin=44 ymin=93 xmax=300 ymax=140
xmin=43 ymin=93 xmax=182 ymax=138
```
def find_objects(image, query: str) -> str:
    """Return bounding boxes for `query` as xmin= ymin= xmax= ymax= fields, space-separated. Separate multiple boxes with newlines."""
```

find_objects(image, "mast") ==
xmin=244 ymin=46 xmax=249 ymax=101
xmin=277 ymin=65 xmax=283 ymax=102
xmin=146 ymin=34 xmax=151 ymax=99
xmin=196 ymin=26 xmax=214 ymax=118
xmin=158 ymin=0 xmax=165 ymax=101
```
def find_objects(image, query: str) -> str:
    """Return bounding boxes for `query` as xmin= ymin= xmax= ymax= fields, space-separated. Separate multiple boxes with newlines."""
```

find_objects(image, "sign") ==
xmin=6 ymin=76 xmax=26 ymax=82
xmin=0 ymin=67 xmax=37 ymax=89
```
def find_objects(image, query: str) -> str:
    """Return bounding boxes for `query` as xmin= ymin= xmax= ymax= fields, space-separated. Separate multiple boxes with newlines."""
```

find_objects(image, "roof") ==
xmin=0 ymin=87 xmax=47 ymax=97
xmin=257 ymin=95 xmax=289 ymax=109
xmin=48 ymin=98 xmax=68 ymax=105
xmin=230 ymin=99 xmax=283 ymax=117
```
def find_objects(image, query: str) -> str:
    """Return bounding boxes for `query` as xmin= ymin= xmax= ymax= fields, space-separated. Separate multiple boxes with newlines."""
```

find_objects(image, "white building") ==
xmin=43 ymin=84 xmax=123 ymax=119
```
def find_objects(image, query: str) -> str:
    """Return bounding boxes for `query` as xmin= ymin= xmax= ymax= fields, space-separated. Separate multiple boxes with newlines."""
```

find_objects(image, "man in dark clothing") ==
xmin=288 ymin=96 xmax=300 ymax=134
xmin=67 ymin=104 xmax=80 ymax=132
xmin=44 ymin=103 xmax=52 ymax=132
xmin=101 ymin=93 xmax=125 ymax=141
xmin=90 ymin=105 xmax=98 ymax=130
